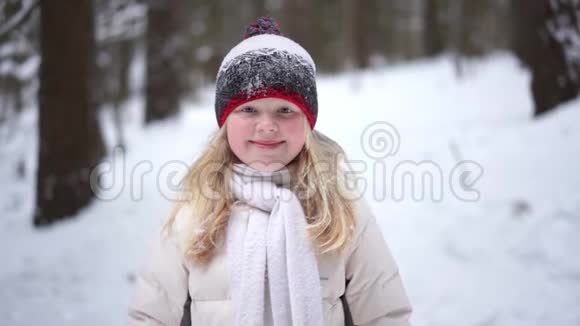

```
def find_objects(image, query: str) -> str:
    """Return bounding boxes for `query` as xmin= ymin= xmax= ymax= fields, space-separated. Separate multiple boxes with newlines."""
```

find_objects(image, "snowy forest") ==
xmin=1 ymin=0 xmax=580 ymax=325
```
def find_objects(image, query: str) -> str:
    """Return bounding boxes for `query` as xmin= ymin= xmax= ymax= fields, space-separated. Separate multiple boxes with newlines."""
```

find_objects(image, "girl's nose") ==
xmin=257 ymin=115 xmax=278 ymax=134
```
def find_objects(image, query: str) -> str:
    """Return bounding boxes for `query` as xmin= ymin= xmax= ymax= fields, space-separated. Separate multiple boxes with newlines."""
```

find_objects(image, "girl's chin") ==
xmin=248 ymin=161 xmax=287 ymax=172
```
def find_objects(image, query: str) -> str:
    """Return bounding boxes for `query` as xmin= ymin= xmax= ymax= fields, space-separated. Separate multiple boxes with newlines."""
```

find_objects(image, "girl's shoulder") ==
xmin=163 ymin=202 xmax=199 ymax=255
xmin=171 ymin=202 xmax=196 ymax=229
xmin=350 ymin=195 xmax=374 ymax=226
xmin=352 ymin=196 xmax=373 ymax=222
xmin=346 ymin=196 xmax=379 ymax=253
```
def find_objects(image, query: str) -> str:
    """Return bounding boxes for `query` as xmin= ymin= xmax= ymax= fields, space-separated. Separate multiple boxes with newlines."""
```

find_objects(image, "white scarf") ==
xmin=226 ymin=163 xmax=324 ymax=326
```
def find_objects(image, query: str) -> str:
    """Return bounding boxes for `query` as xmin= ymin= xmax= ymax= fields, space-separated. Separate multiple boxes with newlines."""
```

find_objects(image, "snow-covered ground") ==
xmin=1 ymin=53 xmax=579 ymax=325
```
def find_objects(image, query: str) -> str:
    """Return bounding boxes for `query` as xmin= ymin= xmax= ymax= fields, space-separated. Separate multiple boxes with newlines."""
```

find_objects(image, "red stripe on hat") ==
xmin=218 ymin=87 xmax=316 ymax=129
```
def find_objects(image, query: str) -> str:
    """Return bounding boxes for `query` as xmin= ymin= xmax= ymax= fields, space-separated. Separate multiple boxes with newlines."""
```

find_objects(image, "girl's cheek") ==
xmin=240 ymin=120 xmax=255 ymax=131
xmin=286 ymin=117 xmax=305 ymax=130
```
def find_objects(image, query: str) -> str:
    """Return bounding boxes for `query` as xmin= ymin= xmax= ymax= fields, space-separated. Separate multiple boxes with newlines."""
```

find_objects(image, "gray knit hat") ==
xmin=214 ymin=17 xmax=318 ymax=128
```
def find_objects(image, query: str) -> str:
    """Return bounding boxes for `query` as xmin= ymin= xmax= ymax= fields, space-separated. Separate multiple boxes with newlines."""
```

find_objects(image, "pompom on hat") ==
xmin=214 ymin=16 xmax=318 ymax=129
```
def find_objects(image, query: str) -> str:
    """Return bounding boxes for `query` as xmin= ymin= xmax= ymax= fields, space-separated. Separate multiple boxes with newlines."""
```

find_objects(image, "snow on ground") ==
xmin=1 ymin=52 xmax=579 ymax=325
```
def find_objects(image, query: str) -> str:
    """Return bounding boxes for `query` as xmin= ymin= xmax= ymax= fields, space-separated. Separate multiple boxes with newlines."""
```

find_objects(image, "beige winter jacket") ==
xmin=128 ymin=197 xmax=412 ymax=325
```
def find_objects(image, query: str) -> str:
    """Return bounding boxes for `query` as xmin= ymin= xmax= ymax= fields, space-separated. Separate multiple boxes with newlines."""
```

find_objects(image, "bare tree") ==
xmin=0 ymin=0 xmax=39 ymax=122
xmin=351 ymin=0 xmax=372 ymax=69
xmin=282 ymin=0 xmax=315 ymax=58
xmin=35 ymin=0 xmax=106 ymax=225
xmin=511 ymin=0 xmax=579 ymax=117
xmin=423 ymin=0 xmax=443 ymax=57
xmin=95 ymin=0 xmax=146 ymax=150
xmin=145 ymin=1 xmax=193 ymax=123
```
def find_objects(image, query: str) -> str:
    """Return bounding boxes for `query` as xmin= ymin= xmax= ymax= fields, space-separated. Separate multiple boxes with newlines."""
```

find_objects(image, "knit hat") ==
xmin=215 ymin=17 xmax=318 ymax=129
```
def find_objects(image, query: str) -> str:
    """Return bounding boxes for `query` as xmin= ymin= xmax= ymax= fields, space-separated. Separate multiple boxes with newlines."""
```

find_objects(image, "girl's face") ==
xmin=226 ymin=97 xmax=306 ymax=172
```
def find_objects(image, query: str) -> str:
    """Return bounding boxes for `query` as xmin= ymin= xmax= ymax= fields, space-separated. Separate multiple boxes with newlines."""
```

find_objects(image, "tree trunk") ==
xmin=352 ymin=0 xmax=371 ymax=69
xmin=145 ymin=1 xmax=193 ymax=123
xmin=35 ymin=0 xmax=106 ymax=226
xmin=423 ymin=0 xmax=443 ymax=57
xmin=511 ymin=0 xmax=579 ymax=117
xmin=450 ymin=0 xmax=465 ymax=77
xmin=282 ymin=0 xmax=315 ymax=59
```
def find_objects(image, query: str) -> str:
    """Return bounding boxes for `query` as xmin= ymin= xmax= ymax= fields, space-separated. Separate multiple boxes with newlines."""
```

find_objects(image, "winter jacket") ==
xmin=128 ymin=197 xmax=412 ymax=325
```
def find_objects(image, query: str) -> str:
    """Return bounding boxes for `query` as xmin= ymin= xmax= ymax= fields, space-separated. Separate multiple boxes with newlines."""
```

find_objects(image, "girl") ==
xmin=128 ymin=17 xmax=412 ymax=326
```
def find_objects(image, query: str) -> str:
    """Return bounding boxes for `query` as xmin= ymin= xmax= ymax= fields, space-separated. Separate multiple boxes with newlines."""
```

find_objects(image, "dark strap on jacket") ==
xmin=180 ymin=279 xmax=354 ymax=325
xmin=180 ymin=293 xmax=191 ymax=326
xmin=341 ymin=279 xmax=354 ymax=326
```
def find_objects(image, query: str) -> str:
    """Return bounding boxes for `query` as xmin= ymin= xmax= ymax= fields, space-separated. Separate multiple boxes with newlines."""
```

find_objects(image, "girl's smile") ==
xmin=250 ymin=140 xmax=285 ymax=149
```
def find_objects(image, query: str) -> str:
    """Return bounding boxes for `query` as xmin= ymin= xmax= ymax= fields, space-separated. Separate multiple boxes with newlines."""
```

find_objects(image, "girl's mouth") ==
xmin=250 ymin=140 xmax=284 ymax=149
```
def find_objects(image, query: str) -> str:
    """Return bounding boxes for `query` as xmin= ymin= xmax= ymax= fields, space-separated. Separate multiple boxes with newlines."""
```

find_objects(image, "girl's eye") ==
xmin=240 ymin=106 xmax=256 ymax=113
xmin=279 ymin=107 xmax=293 ymax=114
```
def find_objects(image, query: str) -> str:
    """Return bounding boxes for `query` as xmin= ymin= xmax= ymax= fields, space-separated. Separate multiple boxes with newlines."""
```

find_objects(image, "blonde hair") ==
xmin=164 ymin=118 xmax=357 ymax=267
